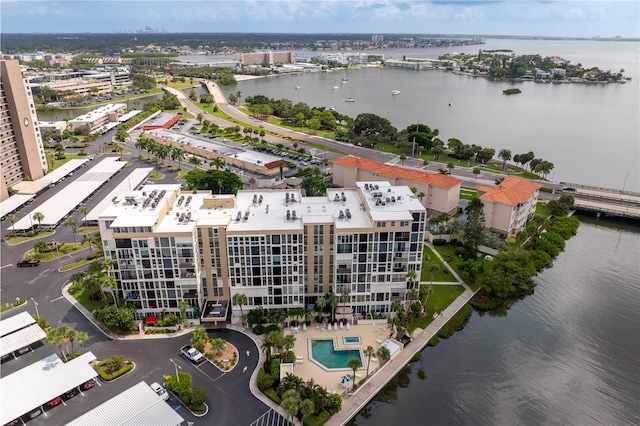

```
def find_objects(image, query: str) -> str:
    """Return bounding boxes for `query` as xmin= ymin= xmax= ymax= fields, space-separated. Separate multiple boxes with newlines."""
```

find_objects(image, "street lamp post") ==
xmin=169 ymin=358 xmax=182 ymax=383
xmin=31 ymin=298 xmax=39 ymax=318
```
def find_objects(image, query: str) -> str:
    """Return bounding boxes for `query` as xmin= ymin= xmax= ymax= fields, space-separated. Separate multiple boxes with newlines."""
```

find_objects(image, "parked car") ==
xmin=62 ymin=389 xmax=78 ymax=400
xmin=180 ymin=344 xmax=205 ymax=364
xmin=24 ymin=408 xmax=42 ymax=420
xmin=81 ymin=379 xmax=96 ymax=390
xmin=150 ymin=382 xmax=169 ymax=401
xmin=17 ymin=259 xmax=40 ymax=267
xmin=47 ymin=397 xmax=62 ymax=407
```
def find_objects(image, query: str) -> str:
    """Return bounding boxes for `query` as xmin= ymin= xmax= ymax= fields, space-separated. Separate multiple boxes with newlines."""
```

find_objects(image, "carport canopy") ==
xmin=66 ymin=381 xmax=184 ymax=426
xmin=0 ymin=352 xmax=98 ymax=425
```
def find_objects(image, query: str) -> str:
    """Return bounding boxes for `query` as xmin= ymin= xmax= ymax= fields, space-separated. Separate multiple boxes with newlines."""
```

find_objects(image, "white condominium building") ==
xmin=98 ymin=180 xmax=426 ymax=325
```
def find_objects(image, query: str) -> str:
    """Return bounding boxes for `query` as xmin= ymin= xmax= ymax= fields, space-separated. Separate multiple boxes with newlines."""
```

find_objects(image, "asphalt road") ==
xmin=0 ymin=133 xmax=274 ymax=426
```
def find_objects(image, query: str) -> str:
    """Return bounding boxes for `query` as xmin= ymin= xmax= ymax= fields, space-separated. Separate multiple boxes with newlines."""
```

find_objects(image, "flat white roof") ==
xmin=100 ymin=182 xmax=424 ymax=235
xmin=13 ymin=158 xmax=126 ymax=230
xmin=0 ymin=194 xmax=35 ymax=217
xmin=118 ymin=110 xmax=141 ymax=122
xmin=148 ymin=128 xmax=281 ymax=167
xmin=0 ymin=352 xmax=98 ymax=425
xmin=86 ymin=167 xmax=153 ymax=222
xmin=69 ymin=103 xmax=126 ymax=123
xmin=0 ymin=311 xmax=36 ymax=337
xmin=66 ymin=381 xmax=184 ymax=426
xmin=43 ymin=159 xmax=89 ymax=184
xmin=0 ymin=324 xmax=46 ymax=356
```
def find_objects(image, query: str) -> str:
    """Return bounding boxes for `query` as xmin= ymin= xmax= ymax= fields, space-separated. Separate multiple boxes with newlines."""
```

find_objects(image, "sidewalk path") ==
xmin=326 ymin=248 xmax=478 ymax=426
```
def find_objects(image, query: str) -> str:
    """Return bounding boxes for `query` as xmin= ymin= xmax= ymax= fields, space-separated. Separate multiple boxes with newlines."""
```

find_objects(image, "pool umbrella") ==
xmin=340 ymin=375 xmax=351 ymax=387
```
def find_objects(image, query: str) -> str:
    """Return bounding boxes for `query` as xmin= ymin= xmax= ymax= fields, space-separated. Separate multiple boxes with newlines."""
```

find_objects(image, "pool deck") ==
xmin=287 ymin=322 xmax=395 ymax=394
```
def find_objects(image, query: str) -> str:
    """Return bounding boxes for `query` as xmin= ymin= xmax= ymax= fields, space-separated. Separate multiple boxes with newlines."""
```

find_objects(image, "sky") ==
xmin=0 ymin=0 xmax=638 ymax=38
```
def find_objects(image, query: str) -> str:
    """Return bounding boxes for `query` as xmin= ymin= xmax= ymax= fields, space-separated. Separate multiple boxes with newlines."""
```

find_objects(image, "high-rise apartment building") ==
xmin=98 ymin=181 xmax=426 ymax=325
xmin=1 ymin=59 xmax=47 ymax=201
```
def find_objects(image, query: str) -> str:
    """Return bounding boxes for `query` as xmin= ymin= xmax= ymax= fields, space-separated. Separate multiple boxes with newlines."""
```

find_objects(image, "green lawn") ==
xmin=158 ymin=80 xmax=199 ymax=90
xmin=536 ymin=202 xmax=551 ymax=218
xmin=24 ymin=241 xmax=93 ymax=262
xmin=408 ymin=285 xmax=465 ymax=332
xmin=51 ymin=153 xmax=91 ymax=170
xmin=69 ymin=285 xmax=103 ymax=313
xmin=459 ymin=187 xmax=477 ymax=201
xmin=421 ymin=246 xmax=457 ymax=282
xmin=4 ymin=231 xmax=55 ymax=245
xmin=433 ymin=245 xmax=482 ymax=291
xmin=1 ymin=300 xmax=26 ymax=313
xmin=60 ymin=256 xmax=103 ymax=271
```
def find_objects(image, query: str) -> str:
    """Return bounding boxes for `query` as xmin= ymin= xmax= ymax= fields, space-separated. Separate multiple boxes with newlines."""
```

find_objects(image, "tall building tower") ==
xmin=1 ymin=59 xmax=48 ymax=201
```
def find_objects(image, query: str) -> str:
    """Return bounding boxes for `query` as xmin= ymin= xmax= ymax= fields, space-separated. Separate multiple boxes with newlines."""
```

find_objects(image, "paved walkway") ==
xmin=326 ymin=245 xmax=478 ymax=426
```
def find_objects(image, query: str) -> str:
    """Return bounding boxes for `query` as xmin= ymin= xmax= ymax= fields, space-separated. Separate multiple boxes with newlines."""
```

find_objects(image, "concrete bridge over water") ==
xmin=559 ymin=182 xmax=640 ymax=220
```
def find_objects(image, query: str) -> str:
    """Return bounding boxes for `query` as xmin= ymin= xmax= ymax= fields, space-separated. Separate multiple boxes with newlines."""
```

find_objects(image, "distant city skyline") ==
xmin=1 ymin=0 xmax=638 ymax=38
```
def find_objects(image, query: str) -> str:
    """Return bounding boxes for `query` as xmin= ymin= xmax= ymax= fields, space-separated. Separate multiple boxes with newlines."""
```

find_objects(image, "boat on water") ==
xmin=391 ymin=90 xmax=400 ymax=95
xmin=329 ymin=106 xmax=336 ymax=112
xmin=295 ymin=85 xmax=301 ymax=90
xmin=332 ymin=86 xmax=340 ymax=90
xmin=341 ymin=78 xmax=349 ymax=84
xmin=344 ymin=97 xmax=355 ymax=103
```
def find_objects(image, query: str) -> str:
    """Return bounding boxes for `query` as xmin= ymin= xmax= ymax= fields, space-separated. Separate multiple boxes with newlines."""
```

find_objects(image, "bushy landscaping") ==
xmin=93 ymin=355 xmax=133 ymax=381
xmin=408 ymin=285 xmax=465 ymax=332
xmin=165 ymin=372 xmax=207 ymax=413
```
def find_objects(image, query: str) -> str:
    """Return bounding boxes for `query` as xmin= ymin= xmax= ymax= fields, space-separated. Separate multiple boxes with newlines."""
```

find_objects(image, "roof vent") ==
xmin=236 ymin=212 xmax=242 ymax=222
xmin=339 ymin=210 xmax=345 ymax=219
xmin=292 ymin=211 xmax=297 ymax=220
xmin=345 ymin=209 xmax=351 ymax=219
xmin=365 ymin=183 xmax=370 ymax=191
xmin=286 ymin=210 xmax=291 ymax=220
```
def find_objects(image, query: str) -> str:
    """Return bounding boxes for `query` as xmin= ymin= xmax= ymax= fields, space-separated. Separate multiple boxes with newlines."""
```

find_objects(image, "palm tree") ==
xmin=406 ymin=268 xmax=417 ymax=290
xmin=278 ymin=160 xmax=285 ymax=180
xmin=64 ymin=217 xmax=79 ymax=245
xmin=399 ymin=153 xmax=407 ymax=166
xmin=211 ymin=157 xmax=225 ymax=170
xmin=423 ymin=159 xmax=429 ymax=168
xmin=364 ymin=345 xmax=376 ymax=377
xmin=473 ymin=167 xmax=481 ymax=180
xmin=378 ymin=346 xmax=391 ymax=363
xmin=314 ymin=297 xmax=327 ymax=324
xmin=232 ymin=293 xmax=247 ymax=326
xmin=249 ymin=177 xmax=256 ymax=189
xmin=447 ymin=162 xmax=455 ymax=174
xmin=178 ymin=300 xmax=190 ymax=326
xmin=80 ymin=206 xmax=90 ymax=227
xmin=210 ymin=338 xmax=226 ymax=356
xmin=283 ymin=334 xmax=296 ymax=352
xmin=74 ymin=330 xmax=89 ymax=354
xmin=390 ymin=300 xmax=404 ymax=320
xmin=46 ymin=325 xmax=70 ymax=361
xmin=299 ymin=399 xmax=315 ymax=424
xmin=499 ymin=149 xmax=512 ymax=171
xmin=83 ymin=233 xmax=94 ymax=254
xmin=171 ymin=146 xmax=186 ymax=169
xmin=32 ymin=211 xmax=44 ymax=229
xmin=261 ymin=339 xmax=274 ymax=364
xmin=326 ymin=293 xmax=338 ymax=324
xmin=348 ymin=357 xmax=362 ymax=389
xmin=189 ymin=156 xmax=202 ymax=169
xmin=6 ymin=213 xmax=18 ymax=236
xmin=281 ymin=389 xmax=301 ymax=424
xmin=101 ymin=274 xmax=118 ymax=308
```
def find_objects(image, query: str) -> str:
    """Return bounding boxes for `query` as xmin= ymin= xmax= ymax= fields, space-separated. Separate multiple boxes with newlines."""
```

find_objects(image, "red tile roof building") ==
xmin=476 ymin=176 xmax=542 ymax=237
xmin=333 ymin=155 xmax=462 ymax=215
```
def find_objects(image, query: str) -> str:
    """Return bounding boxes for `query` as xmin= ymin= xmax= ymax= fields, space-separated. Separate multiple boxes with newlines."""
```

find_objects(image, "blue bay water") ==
xmin=225 ymin=39 xmax=640 ymax=192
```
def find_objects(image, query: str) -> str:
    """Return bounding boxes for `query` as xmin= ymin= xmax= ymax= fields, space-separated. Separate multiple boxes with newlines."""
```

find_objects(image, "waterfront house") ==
xmin=476 ymin=176 xmax=542 ymax=237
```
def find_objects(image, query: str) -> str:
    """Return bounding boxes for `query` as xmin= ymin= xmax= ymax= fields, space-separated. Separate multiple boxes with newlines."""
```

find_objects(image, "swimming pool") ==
xmin=310 ymin=339 xmax=363 ymax=370
xmin=343 ymin=336 xmax=361 ymax=345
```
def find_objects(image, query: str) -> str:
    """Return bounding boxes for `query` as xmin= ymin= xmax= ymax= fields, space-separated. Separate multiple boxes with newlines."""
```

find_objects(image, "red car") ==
xmin=47 ymin=397 xmax=62 ymax=407
xmin=82 ymin=379 xmax=95 ymax=390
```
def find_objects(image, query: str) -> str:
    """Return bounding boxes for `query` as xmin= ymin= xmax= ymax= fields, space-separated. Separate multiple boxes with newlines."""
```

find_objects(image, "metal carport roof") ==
xmin=66 ymin=381 xmax=185 ymax=426
xmin=0 ymin=352 xmax=98 ymax=425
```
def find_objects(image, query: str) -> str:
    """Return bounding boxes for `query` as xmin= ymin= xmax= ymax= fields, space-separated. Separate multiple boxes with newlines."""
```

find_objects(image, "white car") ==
xmin=150 ymin=382 xmax=169 ymax=401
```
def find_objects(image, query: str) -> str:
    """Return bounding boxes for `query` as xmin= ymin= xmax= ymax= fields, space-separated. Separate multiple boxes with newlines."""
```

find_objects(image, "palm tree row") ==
xmin=45 ymin=324 xmax=89 ymax=361
xmin=135 ymin=136 xmax=186 ymax=168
